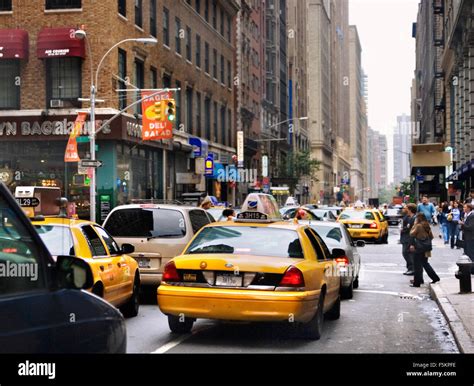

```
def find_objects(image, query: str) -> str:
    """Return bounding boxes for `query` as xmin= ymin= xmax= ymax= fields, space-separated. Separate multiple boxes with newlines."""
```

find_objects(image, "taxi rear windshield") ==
xmin=185 ymin=226 xmax=304 ymax=259
xmin=339 ymin=211 xmax=375 ymax=221
xmin=34 ymin=225 xmax=75 ymax=256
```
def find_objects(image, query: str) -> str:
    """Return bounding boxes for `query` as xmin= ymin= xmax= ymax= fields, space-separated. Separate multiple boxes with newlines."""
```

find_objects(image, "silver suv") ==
xmin=103 ymin=204 xmax=213 ymax=286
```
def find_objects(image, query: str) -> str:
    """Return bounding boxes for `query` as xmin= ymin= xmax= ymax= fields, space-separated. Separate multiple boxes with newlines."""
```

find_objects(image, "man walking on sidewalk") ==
xmin=418 ymin=195 xmax=436 ymax=225
xmin=459 ymin=203 xmax=474 ymax=274
xmin=400 ymin=203 xmax=417 ymax=275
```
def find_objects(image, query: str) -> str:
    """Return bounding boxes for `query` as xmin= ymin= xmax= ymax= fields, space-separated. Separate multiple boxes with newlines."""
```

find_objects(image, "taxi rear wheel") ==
xmin=168 ymin=315 xmax=195 ymax=334
xmin=382 ymin=233 xmax=389 ymax=244
xmin=341 ymin=281 xmax=353 ymax=299
xmin=120 ymin=275 xmax=140 ymax=318
xmin=298 ymin=292 xmax=325 ymax=340
xmin=325 ymin=295 xmax=341 ymax=320
xmin=353 ymin=276 xmax=359 ymax=289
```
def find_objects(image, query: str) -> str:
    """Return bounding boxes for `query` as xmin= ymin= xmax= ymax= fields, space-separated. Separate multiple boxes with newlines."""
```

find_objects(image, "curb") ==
xmin=429 ymin=283 xmax=474 ymax=353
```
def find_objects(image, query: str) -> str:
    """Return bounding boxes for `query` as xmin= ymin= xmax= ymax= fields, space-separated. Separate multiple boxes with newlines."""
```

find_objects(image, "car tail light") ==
xmin=162 ymin=261 xmax=180 ymax=282
xmin=279 ymin=266 xmax=305 ymax=287
xmin=370 ymin=222 xmax=378 ymax=229
xmin=335 ymin=256 xmax=350 ymax=266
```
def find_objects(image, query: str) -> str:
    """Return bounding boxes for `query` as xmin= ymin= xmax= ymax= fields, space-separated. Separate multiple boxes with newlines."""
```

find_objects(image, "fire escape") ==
xmin=433 ymin=0 xmax=445 ymax=141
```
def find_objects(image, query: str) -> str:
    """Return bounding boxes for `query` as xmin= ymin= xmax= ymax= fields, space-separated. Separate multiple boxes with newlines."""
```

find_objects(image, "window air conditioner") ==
xmin=50 ymin=99 xmax=64 ymax=108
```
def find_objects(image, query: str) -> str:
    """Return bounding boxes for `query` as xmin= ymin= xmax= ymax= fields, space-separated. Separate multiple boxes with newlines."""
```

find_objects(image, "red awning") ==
xmin=37 ymin=27 xmax=85 ymax=58
xmin=0 ymin=29 xmax=29 ymax=59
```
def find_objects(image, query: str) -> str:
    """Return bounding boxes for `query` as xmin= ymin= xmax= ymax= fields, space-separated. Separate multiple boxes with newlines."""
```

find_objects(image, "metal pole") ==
xmin=90 ymin=84 xmax=96 ymax=222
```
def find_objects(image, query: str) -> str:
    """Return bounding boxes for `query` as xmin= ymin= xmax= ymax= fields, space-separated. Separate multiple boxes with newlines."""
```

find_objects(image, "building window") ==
xmin=220 ymin=54 xmax=224 ymax=83
xmin=150 ymin=67 xmax=157 ymax=88
xmin=46 ymin=58 xmax=81 ymax=107
xmin=162 ymin=73 xmax=171 ymax=88
xmin=204 ymin=0 xmax=209 ymax=21
xmin=186 ymin=87 xmax=193 ymax=133
xmin=0 ymin=60 xmax=20 ymax=109
xmin=213 ymin=101 xmax=218 ymax=142
xmin=0 ymin=0 xmax=12 ymax=11
xmin=227 ymin=15 xmax=232 ymax=42
xmin=205 ymin=97 xmax=211 ymax=140
xmin=196 ymin=91 xmax=202 ymax=136
xmin=149 ymin=0 xmax=157 ymax=36
xmin=175 ymin=17 xmax=182 ymax=54
xmin=45 ymin=0 xmax=81 ymax=9
xmin=220 ymin=105 xmax=226 ymax=145
xmin=213 ymin=48 xmax=217 ymax=78
xmin=228 ymin=109 xmax=232 ymax=147
xmin=204 ymin=42 xmax=210 ymax=73
xmin=212 ymin=0 xmax=217 ymax=29
xmin=118 ymin=0 xmax=126 ymax=16
xmin=118 ymin=49 xmax=127 ymax=110
xmin=163 ymin=7 xmax=170 ymax=46
xmin=186 ymin=26 xmax=192 ymax=61
xmin=227 ymin=60 xmax=231 ymax=87
xmin=220 ymin=9 xmax=224 ymax=36
xmin=134 ymin=58 xmax=144 ymax=114
xmin=195 ymin=34 xmax=201 ymax=67
xmin=175 ymin=80 xmax=181 ymax=128
xmin=195 ymin=0 xmax=200 ymax=14
xmin=134 ymin=0 xmax=142 ymax=27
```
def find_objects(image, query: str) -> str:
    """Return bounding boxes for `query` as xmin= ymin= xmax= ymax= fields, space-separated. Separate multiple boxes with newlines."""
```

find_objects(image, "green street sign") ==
xmin=76 ymin=136 xmax=90 ymax=143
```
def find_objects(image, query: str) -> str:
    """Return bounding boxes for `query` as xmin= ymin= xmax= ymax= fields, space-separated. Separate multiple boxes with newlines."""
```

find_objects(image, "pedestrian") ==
xmin=417 ymin=195 xmax=436 ymax=225
xmin=459 ymin=203 xmax=474 ymax=273
xmin=448 ymin=201 xmax=463 ymax=249
xmin=437 ymin=202 xmax=450 ymax=244
xmin=464 ymin=189 xmax=474 ymax=205
xmin=219 ymin=208 xmax=235 ymax=221
xmin=409 ymin=213 xmax=441 ymax=287
xmin=200 ymin=196 xmax=213 ymax=210
xmin=400 ymin=203 xmax=417 ymax=276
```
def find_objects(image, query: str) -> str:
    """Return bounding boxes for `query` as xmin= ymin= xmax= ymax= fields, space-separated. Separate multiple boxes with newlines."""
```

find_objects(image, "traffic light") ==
xmin=154 ymin=101 xmax=163 ymax=121
xmin=166 ymin=99 xmax=176 ymax=122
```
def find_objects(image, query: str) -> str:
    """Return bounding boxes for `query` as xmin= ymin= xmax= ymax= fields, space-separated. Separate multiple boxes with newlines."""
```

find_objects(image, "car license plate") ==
xmin=215 ymin=274 xmax=243 ymax=287
xmin=137 ymin=257 xmax=151 ymax=269
xmin=351 ymin=224 xmax=363 ymax=229
xmin=183 ymin=273 xmax=197 ymax=282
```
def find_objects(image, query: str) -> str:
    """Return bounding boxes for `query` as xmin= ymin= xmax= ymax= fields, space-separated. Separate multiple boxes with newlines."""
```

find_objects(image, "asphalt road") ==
xmin=126 ymin=225 xmax=460 ymax=353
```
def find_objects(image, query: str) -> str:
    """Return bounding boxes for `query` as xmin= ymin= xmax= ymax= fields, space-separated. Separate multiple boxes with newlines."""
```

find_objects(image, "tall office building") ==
xmin=393 ymin=114 xmax=412 ymax=185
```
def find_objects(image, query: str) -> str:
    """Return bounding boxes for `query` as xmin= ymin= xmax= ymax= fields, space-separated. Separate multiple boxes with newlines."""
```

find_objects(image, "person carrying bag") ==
xmin=409 ymin=213 xmax=440 ymax=287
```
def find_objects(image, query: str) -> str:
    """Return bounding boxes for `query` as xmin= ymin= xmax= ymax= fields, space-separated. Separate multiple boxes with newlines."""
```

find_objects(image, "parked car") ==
xmin=103 ymin=204 xmax=213 ymax=286
xmin=0 ymin=182 xmax=126 ymax=353
xmin=303 ymin=221 xmax=363 ymax=299
xmin=385 ymin=208 xmax=403 ymax=226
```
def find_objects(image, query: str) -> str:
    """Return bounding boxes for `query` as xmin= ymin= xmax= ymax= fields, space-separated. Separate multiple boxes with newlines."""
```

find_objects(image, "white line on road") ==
xmin=150 ymin=325 xmax=213 ymax=354
xmin=354 ymin=289 xmax=424 ymax=300
xmin=363 ymin=269 xmax=455 ymax=276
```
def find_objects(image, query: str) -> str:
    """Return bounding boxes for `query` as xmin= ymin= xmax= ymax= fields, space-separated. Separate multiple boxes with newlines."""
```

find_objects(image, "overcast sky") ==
xmin=349 ymin=0 xmax=419 ymax=183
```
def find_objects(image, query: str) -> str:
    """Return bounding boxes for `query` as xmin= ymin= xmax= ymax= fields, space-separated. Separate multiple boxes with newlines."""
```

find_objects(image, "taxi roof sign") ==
xmin=235 ymin=193 xmax=281 ymax=223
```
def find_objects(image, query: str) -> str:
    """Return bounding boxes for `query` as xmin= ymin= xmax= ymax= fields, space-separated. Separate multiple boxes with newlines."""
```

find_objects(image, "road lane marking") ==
xmin=354 ymin=289 xmax=425 ymax=300
xmin=363 ymin=269 xmax=455 ymax=276
xmin=151 ymin=325 xmax=213 ymax=354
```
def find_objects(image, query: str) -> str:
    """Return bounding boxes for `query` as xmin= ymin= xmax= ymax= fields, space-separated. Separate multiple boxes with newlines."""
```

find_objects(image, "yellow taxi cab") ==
xmin=157 ymin=193 xmax=341 ymax=340
xmin=337 ymin=206 xmax=389 ymax=244
xmin=16 ymin=186 xmax=141 ymax=317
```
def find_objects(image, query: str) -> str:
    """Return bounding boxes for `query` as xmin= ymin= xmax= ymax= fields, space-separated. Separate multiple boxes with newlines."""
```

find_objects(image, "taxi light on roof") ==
xmin=235 ymin=193 xmax=281 ymax=223
xmin=279 ymin=266 xmax=305 ymax=287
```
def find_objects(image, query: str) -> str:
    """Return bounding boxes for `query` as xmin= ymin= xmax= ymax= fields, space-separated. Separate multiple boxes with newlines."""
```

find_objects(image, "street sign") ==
xmin=262 ymin=155 xmax=269 ymax=177
xmin=205 ymin=153 xmax=214 ymax=176
xmin=76 ymin=136 xmax=90 ymax=143
xmin=237 ymin=131 xmax=244 ymax=168
xmin=79 ymin=159 xmax=103 ymax=168
xmin=416 ymin=175 xmax=424 ymax=182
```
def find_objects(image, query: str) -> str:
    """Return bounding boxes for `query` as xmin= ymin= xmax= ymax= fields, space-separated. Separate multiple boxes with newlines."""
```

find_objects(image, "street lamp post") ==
xmin=74 ymin=30 xmax=157 ymax=221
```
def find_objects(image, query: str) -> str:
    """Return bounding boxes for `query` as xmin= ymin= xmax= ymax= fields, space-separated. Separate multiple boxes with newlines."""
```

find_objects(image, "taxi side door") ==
xmin=80 ymin=224 xmax=122 ymax=305
xmin=303 ymin=228 xmax=340 ymax=310
xmin=94 ymin=225 xmax=132 ymax=305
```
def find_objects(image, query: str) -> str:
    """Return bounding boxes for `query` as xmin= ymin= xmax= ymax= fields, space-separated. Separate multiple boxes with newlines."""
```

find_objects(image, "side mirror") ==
xmin=56 ymin=255 xmax=94 ymax=290
xmin=331 ymin=248 xmax=347 ymax=259
xmin=121 ymin=243 xmax=135 ymax=254
xmin=356 ymin=240 xmax=366 ymax=248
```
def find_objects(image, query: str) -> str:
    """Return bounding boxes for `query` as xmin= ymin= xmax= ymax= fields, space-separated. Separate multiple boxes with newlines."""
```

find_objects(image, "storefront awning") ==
xmin=411 ymin=151 xmax=451 ymax=168
xmin=0 ymin=29 xmax=29 ymax=59
xmin=37 ymin=27 xmax=85 ymax=58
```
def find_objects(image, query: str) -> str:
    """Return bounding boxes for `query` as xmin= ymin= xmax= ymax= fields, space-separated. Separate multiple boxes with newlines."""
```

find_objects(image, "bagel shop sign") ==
xmin=0 ymin=118 xmax=111 ymax=138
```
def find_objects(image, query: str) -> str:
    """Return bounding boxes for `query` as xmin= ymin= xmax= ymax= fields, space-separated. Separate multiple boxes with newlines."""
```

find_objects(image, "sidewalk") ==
xmin=430 ymin=278 xmax=474 ymax=353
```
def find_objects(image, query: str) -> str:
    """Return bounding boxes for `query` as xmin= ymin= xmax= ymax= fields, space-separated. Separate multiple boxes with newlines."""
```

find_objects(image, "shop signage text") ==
xmin=0 ymin=120 xmax=111 ymax=137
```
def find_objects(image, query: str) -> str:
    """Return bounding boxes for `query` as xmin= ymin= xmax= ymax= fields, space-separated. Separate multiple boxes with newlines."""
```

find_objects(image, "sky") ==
xmin=349 ymin=0 xmax=419 ymax=184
